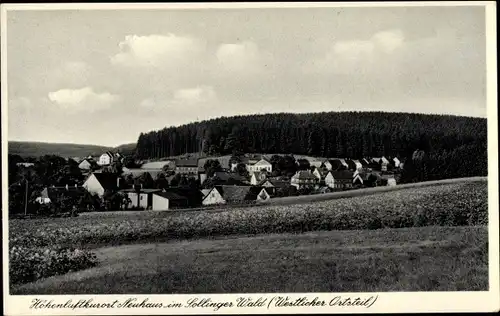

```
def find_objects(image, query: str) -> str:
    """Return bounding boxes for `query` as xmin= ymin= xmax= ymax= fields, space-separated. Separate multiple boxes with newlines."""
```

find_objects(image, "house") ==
xmin=200 ymin=189 xmax=212 ymax=198
xmin=216 ymin=185 xmax=271 ymax=204
xmin=327 ymin=170 xmax=364 ymax=189
xmin=290 ymin=170 xmax=318 ymax=189
xmin=347 ymin=159 xmax=363 ymax=171
xmin=201 ymin=187 xmax=226 ymax=206
xmin=231 ymin=156 xmax=273 ymax=173
xmin=82 ymin=173 xmax=125 ymax=197
xmin=78 ymin=158 xmax=97 ymax=171
xmin=323 ymin=158 xmax=349 ymax=171
xmin=247 ymin=158 xmax=273 ymax=173
xmin=257 ymin=178 xmax=289 ymax=196
xmin=175 ymin=159 xmax=199 ymax=175
xmin=119 ymin=186 xmax=162 ymax=209
xmin=312 ymin=168 xmax=326 ymax=180
xmin=371 ymin=157 xmax=390 ymax=171
xmin=122 ymin=168 xmax=163 ymax=180
xmin=250 ymin=171 xmax=267 ymax=185
xmin=98 ymin=151 xmax=115 ymax=166
xmin=36 ymin=185 xmax=85 ymax=204
xmin=296 ymin=158 xmax=311 ymax=170
xmin=392 ymin=157 xmax=401 ymax=169
xmin=152 ymin=191 xmax=190 ymax=210
xmin=360 ymin=158 xmax=371 ymax=167
xmin=165 ymin=187 xmax=203 ymax=207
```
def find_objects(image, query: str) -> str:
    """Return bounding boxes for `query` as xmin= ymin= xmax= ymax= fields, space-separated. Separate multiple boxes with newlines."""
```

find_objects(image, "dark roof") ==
xmin=42 ymin=186 xmax=86 ymax=200
xmin=91 ymin=173 xmax=125 ymax=190
xmin=154 ymin=191 xmax=188 ymax=201
xmin=175 ymin=159 xmax=199 ymax=167
xmin=292 ymin=170 xmax=317 ymax=180
xmin=330 ymin=170 xmax=355 ymax=180
xmin=216 ymin=185 xmax=264 ymax=202
xmin=214 ymin=171 xmax=245 ymax=181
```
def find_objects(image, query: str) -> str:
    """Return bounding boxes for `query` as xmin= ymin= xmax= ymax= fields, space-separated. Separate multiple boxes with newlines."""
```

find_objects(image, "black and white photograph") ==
xmin=2 ymin=2 xmax=498 ymax=314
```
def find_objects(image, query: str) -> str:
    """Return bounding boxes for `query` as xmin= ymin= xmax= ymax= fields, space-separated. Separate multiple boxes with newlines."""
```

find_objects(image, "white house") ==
xmin=98 ymin=152 xmax=114 ymax=166
xmin=201 ymin=187 xmax=226 ymax=206
xmin=78 ymin=159 xmax=95 ymax=171
xmin=83 ymin=173 xmax=123 ymax=197
xmin=250 ymin=171 xmax=267 ymax=185
xmin=392 ymin=157 xmax=401 ymax=168
xmin=326 ymin=170 xmax=364 ymax=189
xmin=152 ymin=191 xmax=189 ymax=211
xmin=323 ymin=159 xmax=349 ymax=171
xmin=247 ymin=159 xmax=272 ymax=173
xmin=347 ymin=159 xmax=363 ymax=171
xmin=313 ymin=168 xmax=326 ymax=180
xmin=290 ymin=170 xmax=318 ymax=189
xmin=324 ymin=172 xmax=335 ymax=188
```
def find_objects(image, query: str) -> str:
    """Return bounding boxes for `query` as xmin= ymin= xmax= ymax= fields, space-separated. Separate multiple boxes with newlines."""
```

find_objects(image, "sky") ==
xmin=6 ymin=5 xmax=487 ymax=146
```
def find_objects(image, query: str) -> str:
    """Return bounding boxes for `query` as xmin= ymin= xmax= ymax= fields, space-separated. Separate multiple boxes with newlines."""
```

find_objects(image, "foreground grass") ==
xmin=12 ymin=226 xmax=488 ymax=294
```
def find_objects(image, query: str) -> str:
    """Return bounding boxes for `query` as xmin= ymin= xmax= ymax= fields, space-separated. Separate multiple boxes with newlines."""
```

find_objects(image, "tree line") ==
xmin=136 ymin=111 xmax=486 ymax=159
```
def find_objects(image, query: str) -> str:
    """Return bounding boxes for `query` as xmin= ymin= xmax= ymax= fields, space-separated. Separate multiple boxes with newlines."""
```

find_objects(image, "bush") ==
xmin=9 ymin=245 xmax=98 ymax=285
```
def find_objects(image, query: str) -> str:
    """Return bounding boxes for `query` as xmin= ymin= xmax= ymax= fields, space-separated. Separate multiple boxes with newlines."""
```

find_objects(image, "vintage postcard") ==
xmin=2 ymin=1 xmax=499 ymax=315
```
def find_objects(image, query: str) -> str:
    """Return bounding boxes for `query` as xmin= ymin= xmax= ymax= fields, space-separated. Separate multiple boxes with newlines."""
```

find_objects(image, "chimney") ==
xmin=117 ymin=177 xmax=121 ymax=188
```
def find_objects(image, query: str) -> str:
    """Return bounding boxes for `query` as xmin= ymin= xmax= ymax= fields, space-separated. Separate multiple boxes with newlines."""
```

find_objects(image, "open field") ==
xmin=11 ymin=226 xmax=488 ymax=294
xmin=8 ymin=179 xmax=488 ymax=291
xmin=10 ymin=180 xmax=487 ymax=248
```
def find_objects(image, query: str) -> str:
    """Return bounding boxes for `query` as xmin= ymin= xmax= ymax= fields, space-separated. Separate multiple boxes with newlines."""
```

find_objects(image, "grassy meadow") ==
xmin=9 ymin=179 xmax=489 ymax=293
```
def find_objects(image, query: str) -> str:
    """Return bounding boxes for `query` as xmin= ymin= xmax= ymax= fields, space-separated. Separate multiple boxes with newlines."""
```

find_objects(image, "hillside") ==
xmin=8 ymin=141 xmax=112 ymax=158
xmin=135 ymin=111 xmax=486 ymax=160
xmin=8 ymin=141 xmax=136 ymax=158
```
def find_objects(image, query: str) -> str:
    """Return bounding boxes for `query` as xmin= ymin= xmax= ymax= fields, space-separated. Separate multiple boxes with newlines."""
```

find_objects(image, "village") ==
xmin=30 ymin=151 xmax=402 ymax=213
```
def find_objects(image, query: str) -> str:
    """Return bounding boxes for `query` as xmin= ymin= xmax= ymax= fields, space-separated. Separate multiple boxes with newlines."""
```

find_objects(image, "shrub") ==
xmin=9 ymin=245 xmax=98 ymax=285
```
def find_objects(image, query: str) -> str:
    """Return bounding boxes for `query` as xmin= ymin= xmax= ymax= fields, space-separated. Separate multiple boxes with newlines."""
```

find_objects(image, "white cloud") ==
xmin=48 ymin=87 xmax=120 ymax=112
xmin=110 ymin=34 xmax=204 ymax=68
xmin=173 ymin=85 xmax=217 ymax=104
xmin=307 ymin=29 xmax=405 ymax=75
xmin=216 ymin=41 xmax=271 ymax=75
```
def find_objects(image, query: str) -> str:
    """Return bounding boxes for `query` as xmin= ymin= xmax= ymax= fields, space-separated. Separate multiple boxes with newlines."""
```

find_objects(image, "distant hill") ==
xmin=8 ymin=141 xmax=136 ymax=158
xmin=8 ymin=141 xmax=112 ymax=158
xmin=113 ymin=143 xmax=136 ymax=156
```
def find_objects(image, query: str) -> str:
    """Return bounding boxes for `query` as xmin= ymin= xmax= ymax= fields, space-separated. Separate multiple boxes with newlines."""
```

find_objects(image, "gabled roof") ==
xmin=372 ymin=157 xmax=389 ymax=164
xmin=329 ymin=170 xmax=356 ymax=180
xmin=175 ymin=159 xmax=198 ymax=167
xmin=216 ymin=185 xmax=264 ymax=202
xmin=101 ymin=151 xmax=114 ymax=158
xmin=292 ymin=170 xmax=318 ymax=180
xmin=327 ymin=158 xmax=348 ymax=166
xmin=41 ymin=186 xmax=86 ymax=200
xmin=360 ymin=158 xmax=370 ymax=165
xmin=267 ymin=179 xmax=290 ymax=187
xmin=200 ymin=189 xmax=211 ymax=197
xmin=214 ymin=171 xmax=245 ymax=181
xmin=90 ymin=173 xmax=124 ymax=190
